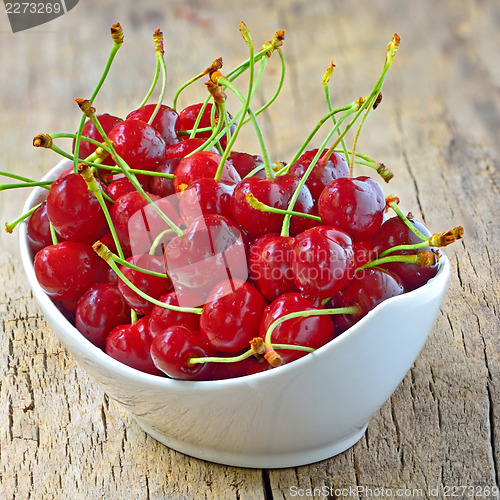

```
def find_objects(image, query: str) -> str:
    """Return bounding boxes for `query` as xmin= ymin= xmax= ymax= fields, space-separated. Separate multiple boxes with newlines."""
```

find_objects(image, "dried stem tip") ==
xmin=110 ymin=23 xmax=124 ymax=45
xmin=384 ymin=195 xmax=400 ymax=212
xmin=33 ymin=133 xmax=53 ymax=148
xmin=260 ymin=29 xmax=286 ymax=57
xmin=429 ymin=226 xmax=464 ymax=247
xmin=373 ymin=92 xmax=383 ymax=110
xmin=205 ymin=80 xmax=226 ymax=105
xmin=210 ymin=70 xmax=226 ymax=86
xmin=322 ymin=61 xmax=335 ymax=85
xmin=249 ymin=337 xmax=266 ymax=355
xmin=153 ymin=28 xmax=164 ymax=55
xmin=377 ymin=163 xmax=394 ymax=183
xmin=75 ymin=98 xmax=96 ymax=118
xmin=416 ymin=250 xmax=437 ymax=267
xmin=264 ymin=349 xmax=282 ymax=367
xmin=92 ymin=240 xmax=113 ymax=261
xmin=207 ymin=57 xmax=223 ymax=76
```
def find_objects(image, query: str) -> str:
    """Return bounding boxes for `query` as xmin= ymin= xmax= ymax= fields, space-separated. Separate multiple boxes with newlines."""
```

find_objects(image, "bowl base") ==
xmin=134 ymin=418 xmax=368 ymax=469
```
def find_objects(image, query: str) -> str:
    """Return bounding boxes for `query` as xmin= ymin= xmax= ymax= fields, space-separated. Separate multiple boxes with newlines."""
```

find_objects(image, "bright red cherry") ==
xmin=291 ymin=225 xmax=355 ymax=298
xmin=164 ymin=137 xmax=216 ymax=160
xmin=288 ymin=149 xmax=349 ymax=204
xmin=150 ymin=325 xmax=217 ymax=380
xmin=231 ymin=174 xmax=316 ymax=239
xmin=27 ymin=201 xmax=55 ymax=253
xmin=34 ymin=242 xmax=106 ymax=301
xmin=126 ymin=104 xmax=181 ymax=145
xmin=107 ymin=177 xmax=136 ymax=201
xmin=228 ymin=151 xmax=264 ymax=178
xmin=318 ymin=176 xmax=385 ymax=240
xmin=173 ymin=151 xmax=241 ymax=193
xmin=105 ymin=316 xmax=163 ymax=376
xmin=248 ymin=233 xmax=298 ymax=301
xmin=149 ymin=158 xmax=182 ymax=198
xmin=75 ymin=283 xmax=131 ymax=349
xmin=259 ymin=293 xmax=336 ymax=364
xmin=200 ymin=279 xmax=268 ymax=353
xmin=46 ymin=172 xmax=109 ymax=245
xmin=117 ymin=254 xmax=173 ymax=316
xmin=372 ymin=215 xmax=439 ymax=291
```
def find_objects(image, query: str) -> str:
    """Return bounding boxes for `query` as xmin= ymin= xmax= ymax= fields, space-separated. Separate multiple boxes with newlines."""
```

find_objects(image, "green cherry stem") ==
xmin=355 ymin=250 xmax=437 ymax=274
xmin=4 ymin=203 xmax=41 ymax=233
xmin=0 ymin=181 xmax=52 ymax=191
xmin=138 ymin=56 xmax=160 ymax=108
xmin=49 ymin=222 xmax=59 ymax=245
xmin=148 ymin=29 xmax=167 ymax=126
xmin=73 ymin=23 xmax=124 ymax=173
xmin=93 ymin=241 xmax=203 ymax=314
xmin=388 ymin=201 xmax=429 ymax=241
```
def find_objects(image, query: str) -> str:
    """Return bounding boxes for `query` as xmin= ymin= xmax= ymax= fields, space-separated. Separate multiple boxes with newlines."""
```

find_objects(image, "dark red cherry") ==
xmin=179 ymin=177 xmax=236 ymax=225
xmin=150 ymin=325 xmax=217 ymax=380
xmin=164 ymin=137 xmax=216 ymax=160
xmin=200 ymin=279 xmax=268 ymax=353
xmin=372 ymin=215 xmax=439 ymax=291
xmin=333 ymin=268 xmax=405 ymax=332
xmin=107 ymin=177 xmax=136 ymax=201
xmin=75 ymin=283 xmax=131 ymax=349
xmin=126 ymin=104 xmax=181 ymax=145
xmin=105 ymin=316 xmax=163 ymax=376
xmin=173 ymin=151 xmax=241 ymax=192
xmin=248 ymin=233 xmax=298 ymax=301
xmin=27 ymin=201 xmax=55 ymax=253
xmin=318 ymin=176 xmax=385 ymax=240
xmin=107 ymin=119 xmax=167 ymax=173
xmin=228 ymin=151 xmax=264 ymax=178
xmin=149 ymin=291 xmax=201 ymax=336
xmin=117 ymin=254 xmax=173 ymax=316
xmin=288 ymin=149 xmax=349 ymax=204
xmin=46 ymin=172 xmax=109 ymax=245
xmin=353 ymin=239 xmax=377 ymax=268
xmin=149 ymin=158 xmax=182 ymax=198
xmin=204 ymin=354 xmax=272 ymax=380
xmin=163 ymin=214 xmax=248 ymax=307
xmin=291 ymin=225 xmax=355 ymax=298
xmin=73 ymin=113 xmax=123 ymax=165
xmin=231 ymin=174 xmax=316 ymax=239
xmin=259 ymin=293 xmax=336 ymax=364
xmin=34 ymin=242 xmax=105 ymax=301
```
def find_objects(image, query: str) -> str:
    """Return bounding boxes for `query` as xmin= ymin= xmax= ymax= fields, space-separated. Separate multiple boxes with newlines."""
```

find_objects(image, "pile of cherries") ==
xmin=6 ymin=24 xmax=463 ymax=381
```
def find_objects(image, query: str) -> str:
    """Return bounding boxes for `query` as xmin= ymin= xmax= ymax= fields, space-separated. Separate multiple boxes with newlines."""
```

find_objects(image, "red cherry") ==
xmin=27 ymin=201 xmax=55 ymax=253
xmin=200 ymin=279 xmax=268 ymax=353
xmin=73 ymin=113 xmax=123 ymax=165
xmin=126 ymin=104 xmax=181 ymax=145
xmin=288 ymin=149 xmax=349 ymax=204
xmin=150 ymin=325 xmax=217 ymax=380
xmin=248 ymin=233 xmax=298 ymax=301
xmin=46 ymin=173 xmax=109 ymax=245
xmin=107 ymin=177 xmax=136 ymax=201
xmin=149 ymin=158 xmax=182 ymax=198
xmin=34 ymin=242 xmax=105 ymax=301
xmin=117 ymin=254 xmax=173 ymax=316
xmin=259 ymin=293 xmax=336 ymax=364
xmin=179 ymin=178 xmax=236 ymax=225
xmin=105 ymin=316 xmax=163 ymax=375
xmin=231 ymin=174 xmax=316 ymax=239
xmin=75 ymin=283 xmax=131 ymax=349
xmin=333 ymin=268 xmax=405 ymax=332
xmin=318 ymin=176 xmax=385 ymax=240
xmin=173 ymin=151 xmax=241 ymax=193
xmin=149 ymin=291 xmax=201 ymax=336
xmin=353 ymin=239 xmax=377 ymax=268
xmin=372 ymin=215 xmax=439 ymax=291
xmin=291 ymin=225 xmax=355 ymax=298
xmin=164 ymin=137 xmax=216 ymax=160
xmin=204 ymin=354 xmax=271 ymax=380
xmin=228 ymin=151 xmax=264 ymax=178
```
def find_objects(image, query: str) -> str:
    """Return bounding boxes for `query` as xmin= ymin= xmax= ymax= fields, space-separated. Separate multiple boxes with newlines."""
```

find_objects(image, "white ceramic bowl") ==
xmin=19 ymin=159 xmax=451 ymax=468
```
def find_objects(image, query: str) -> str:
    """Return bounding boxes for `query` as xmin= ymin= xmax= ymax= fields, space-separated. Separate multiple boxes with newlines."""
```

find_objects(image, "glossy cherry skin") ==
xmin=288 ymin=149 xmax=349 ymax=204
xmin=228 ymin=151 xmax=264 ymax=178
xmin=291 ymin=225 xmax=355 ymax=298
xmin=231 ymin=174 xmax=316 ymax=239
xmin=107 ymin=119 xmax=167 ymax=173
xmin=46 ymin=173 xmax=109 ymax=245
xmin=179 ymin=178 xmax=236 ymax=225
xmin=149 ymin=158 xmax=182 ymax=198
xmin=126 ymin=104 xmax=181 ymax=145
xmin=353 ymin=239 xmax=377 ymax=268
xmin=75 ymin=283 xmax=131 ymax=349
xmin=27 ymin=201 xmax=54 ymax=253
xmin=318 ymin=176 xmax=385 ymax=240
xmin=259 ymin=293 xmax=336 ymax=364
xmin=164 ymin=137 xmax=216 ymax=160
xmin=107 ymin=177 xmax=136 ymax=201
xmin=149 ymin=291 xmax=201 ymax=337
xmin=105 ymin=316 xmax=163 ymax=376
xmin=73 ymin=113 xmax=123 ymax=165
xmin=372 ymin=215 xmax=438 ymax=291
xmin=34 ymin=242 xmax=106 ymax=301
xmin=248 ymin=233 xmax=298 ymax=301
xmin=150 ymin=325 xmax=217 ymax=380
xmin=173 ymin=151 xmax=241 ymax=192
xmin=163 ymin=214 xmax=248 ymax=307
xmin=117 ymin=254 xmax=173 ymax=316
xmin=200 ymin=279 xmax=268 ymax=353
xmin=203 ymin=354 xmax=272 ymax=381
xmin=333 ymin=268 xmax=405 ymax=333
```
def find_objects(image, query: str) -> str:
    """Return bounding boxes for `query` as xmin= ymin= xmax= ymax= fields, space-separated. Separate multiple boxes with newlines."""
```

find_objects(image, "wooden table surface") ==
xmin=1 ymin=0 xmax=499 ymax=498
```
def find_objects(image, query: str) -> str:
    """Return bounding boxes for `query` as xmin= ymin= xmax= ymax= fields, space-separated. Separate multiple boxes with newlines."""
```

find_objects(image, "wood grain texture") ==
xmin=0 ymin=0 xmax=498 ymax=498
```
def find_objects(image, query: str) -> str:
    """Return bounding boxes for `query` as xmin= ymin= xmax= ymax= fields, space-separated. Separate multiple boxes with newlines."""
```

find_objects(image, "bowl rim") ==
xmin=19 ymin=158 xmax=451 ymax=392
